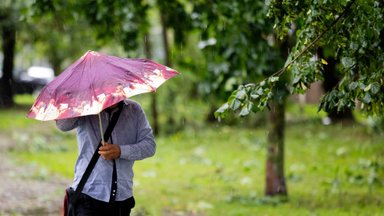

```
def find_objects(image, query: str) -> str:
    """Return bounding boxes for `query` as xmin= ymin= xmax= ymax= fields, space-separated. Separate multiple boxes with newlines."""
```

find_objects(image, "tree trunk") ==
xmin=0 ymin=21 xmax=16 ymax=108
xmin=263 ymin=32 xmax=291 ymax=197
xmin=160 ymin=13 xmax=171 ymax=68
xmin=49 ymin=50 xmax=62 ymax=76
xmin=319 ymin=48 xmax=354 ymax=124
xmin=159 ymin=9 xmax=177 ymax=132
xmin=143 ymin=34 xmax=160 ymax=135
xmin=265 ymin=101 xmax=287 ymax=196
xmin=151 ymin=93 xmax=159 ymax=135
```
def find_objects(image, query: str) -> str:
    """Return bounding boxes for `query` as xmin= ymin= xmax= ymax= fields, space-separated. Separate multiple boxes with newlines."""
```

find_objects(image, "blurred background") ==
xmin=0 ymin=0 xmax=383 ymax=215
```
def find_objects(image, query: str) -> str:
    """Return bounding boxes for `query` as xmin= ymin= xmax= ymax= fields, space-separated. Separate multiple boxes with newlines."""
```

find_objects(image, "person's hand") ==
xmin=98 ymin=142 xmax=121 ymax=160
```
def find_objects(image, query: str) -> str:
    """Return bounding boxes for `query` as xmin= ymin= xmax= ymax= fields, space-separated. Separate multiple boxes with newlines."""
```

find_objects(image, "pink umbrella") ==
xmin=27 ymin=50 xmax=179 ymax=122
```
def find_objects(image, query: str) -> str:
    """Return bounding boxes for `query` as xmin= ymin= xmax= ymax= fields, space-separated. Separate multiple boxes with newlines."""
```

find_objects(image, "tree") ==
xmin=28 ymin=0 xmax=99 ymax=75
xmin=0 ymin=1 xmax=18 ymax=107
xmin=142 ymin=32 xmax=160 ymax=135
xmin=216 ymin=0 xmax=383 ymax=196
xmin=218 ymin=0 xmax=383 ymax=115
xmin=76 ymin=0 xmax=149 ymax=55
xmin=318 ymin=47 xmax=355 ymax=124
xmin=283 ymin=0 xmax=384 ymax=115
xmin=192 ymin=0 xmax=289 ymax=196
xmin=156 ymin=0 xmax=193 ymax=133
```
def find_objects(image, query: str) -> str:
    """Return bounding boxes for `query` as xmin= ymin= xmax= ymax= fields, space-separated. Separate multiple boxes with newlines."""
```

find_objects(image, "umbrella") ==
xmin=27 ymin=50 xmax=179 ymax=121
xmin=27 ymin=50 xmax=179 ymax=141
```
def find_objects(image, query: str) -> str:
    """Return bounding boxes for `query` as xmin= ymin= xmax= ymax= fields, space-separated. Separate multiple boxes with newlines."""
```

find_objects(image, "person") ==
xmin=56 ymin=99 xmax=156 ymax=216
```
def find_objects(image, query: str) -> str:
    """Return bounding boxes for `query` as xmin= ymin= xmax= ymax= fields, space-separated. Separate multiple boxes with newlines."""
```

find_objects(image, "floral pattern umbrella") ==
xmin=27 ymin=50 xmax=179 ymax=121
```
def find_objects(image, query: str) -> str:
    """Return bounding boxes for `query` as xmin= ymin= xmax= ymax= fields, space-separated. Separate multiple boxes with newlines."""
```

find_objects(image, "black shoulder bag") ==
xmin=63 ymin=103 xmax=123 ymax=216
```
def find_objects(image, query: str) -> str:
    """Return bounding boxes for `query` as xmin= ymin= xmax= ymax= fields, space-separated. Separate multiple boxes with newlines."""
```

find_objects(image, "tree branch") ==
xmin=269 ymin=0 xmax=357 ymax=79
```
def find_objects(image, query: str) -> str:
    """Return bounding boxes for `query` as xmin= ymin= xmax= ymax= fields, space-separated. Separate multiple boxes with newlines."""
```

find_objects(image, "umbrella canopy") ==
xmin=27 ymin=50 xmax=179 ymax=121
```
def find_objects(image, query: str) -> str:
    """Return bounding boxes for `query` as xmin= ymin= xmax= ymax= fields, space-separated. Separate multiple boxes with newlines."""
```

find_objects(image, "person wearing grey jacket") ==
xmin=56 ymin=100 xmax=156 ymax=216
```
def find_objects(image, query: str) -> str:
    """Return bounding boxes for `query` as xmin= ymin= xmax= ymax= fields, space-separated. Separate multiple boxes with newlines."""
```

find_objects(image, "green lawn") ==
xmin=2 ymin=95 xmax=384 ymax=215
xmin=131 ymin=124 xmax=384 ymax=216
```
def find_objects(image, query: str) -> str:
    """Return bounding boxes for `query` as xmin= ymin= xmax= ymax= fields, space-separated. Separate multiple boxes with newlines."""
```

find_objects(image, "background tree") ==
xmin=266 ymin=0 xmax=384 ymax=116
xmin=156 ymin=0 xmax=193 ymax=133
xmin=0 ymin=0 xmax=99 ymax=108
xmin=318 ymin=47 xmax=355 ymax=124
xmin=28 ymin=0 xmax=99 ymax=75
xmin=216 ymin=0 xmax=383 ymax=196
xmin=0 ymin=1 xmax=18 ymax=107
xmin=77 ymin=0 xmax=149 ymax=55
xmin=192 ymin=0 xmax=289 ymax=196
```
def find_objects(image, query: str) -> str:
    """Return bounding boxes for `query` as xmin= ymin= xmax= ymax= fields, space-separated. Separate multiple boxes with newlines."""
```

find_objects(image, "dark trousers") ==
xmin=76 ymin=193 xmax=135 ymax=216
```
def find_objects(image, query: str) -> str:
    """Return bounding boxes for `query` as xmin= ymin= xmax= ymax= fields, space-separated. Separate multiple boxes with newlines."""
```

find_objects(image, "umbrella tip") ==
xmin=83 ymin=50 xmax=100 ymax=58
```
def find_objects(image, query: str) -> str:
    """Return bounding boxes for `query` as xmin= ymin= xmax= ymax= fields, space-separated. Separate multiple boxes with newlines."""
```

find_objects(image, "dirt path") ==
xmin=0 ymin=133 xmax=71 ymax=216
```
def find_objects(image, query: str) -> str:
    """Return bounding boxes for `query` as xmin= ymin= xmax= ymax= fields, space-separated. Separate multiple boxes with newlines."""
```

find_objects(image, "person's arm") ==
xmin=55 ymin=117 xmax=79 ymax=131
xmin=119 ymin=104 xmax=156 ymax=161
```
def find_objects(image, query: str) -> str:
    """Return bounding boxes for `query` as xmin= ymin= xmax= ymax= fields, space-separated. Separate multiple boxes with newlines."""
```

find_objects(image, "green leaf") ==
xmin=364 ymin=84 xmax=371 ymax=92
xmin=341 ymin=57 xmax=354 ymax=69
xmin=292 ymin=76 xmax=301 ymax=85
xmin=236 ymin=89 xmax=247 ymax=100
xmin=230 ymin=98 xmax=241 ymax=110
xmin=349 ymin=82 xmax=358 ymax=90
xmin=362 ymin=93 xmax=372 ymax=103
xmin=337 ymin=99 xmax=346 ymax=112
xmin=239 ymin=102 xmax=253 ymax=117
xmin=250 ymin=87 xmax=263 ymax=99
xmin=250 ymin=92 xmax=260 ymax=99
xmin=214 ymin=103 xmax=229 ymax=120
xmin=215 ymin=103 xmax=229 ymax=114
xmin=370 ymin=82 xmax=380 ymax=94
xmin=359 ymin=83 xmax=366 ymax=90
xmin=268 ymin=76 xmax=279 ymax=83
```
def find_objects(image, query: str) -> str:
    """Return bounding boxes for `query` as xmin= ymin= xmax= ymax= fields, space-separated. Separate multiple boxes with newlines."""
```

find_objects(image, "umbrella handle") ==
xmin=98 ymin=113 xmax=105 ymax=145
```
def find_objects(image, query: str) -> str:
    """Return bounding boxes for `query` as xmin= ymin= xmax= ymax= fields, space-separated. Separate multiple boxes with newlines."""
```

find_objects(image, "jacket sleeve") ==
xmin=119 ymin=104 xmax=156 ymax=161
xmin=55 ymin=118 xmax=79 ymax=131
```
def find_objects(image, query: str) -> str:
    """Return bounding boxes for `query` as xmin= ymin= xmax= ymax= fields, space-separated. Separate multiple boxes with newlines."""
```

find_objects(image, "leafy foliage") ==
xmin=191 ymin=0 xmax=284 ymax=101
xmin=217 ymin=0 xmax=384 ymax=118
xmin=76 ymin=0 xmax=150 ymax=54
xmin=20 ymin=0 xmax=99 ymax=74
xmin=0 ymin=1 xmax=20 ymax=29
xmin=157 ymin=0 xmax=193 ymax=45
xmin=273 ymin=0 xmax=384 ymax=115
xmin=281 ymin=0 xmax=384 ymax=115
xmin=215 ymin=76 xmax=280 ymax=120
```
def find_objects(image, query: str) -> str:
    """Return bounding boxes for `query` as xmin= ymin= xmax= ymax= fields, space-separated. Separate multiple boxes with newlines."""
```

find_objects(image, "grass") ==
xmin=131 ymin=124 xmax=384 ymax=216
xmin=2 ymin=95 xmax=384 ymax=215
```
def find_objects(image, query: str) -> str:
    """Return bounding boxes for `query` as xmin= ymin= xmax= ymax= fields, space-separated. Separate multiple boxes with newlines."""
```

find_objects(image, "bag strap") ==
xmin=110 ymin=138 xmax=118 ymax=202
xmin=72 ymin=102 xmax=124 ymax=202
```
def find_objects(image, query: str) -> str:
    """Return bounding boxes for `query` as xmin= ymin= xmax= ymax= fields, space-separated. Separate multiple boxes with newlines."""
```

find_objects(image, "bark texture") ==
xmin=265 ymin=101 xmax=287 ymax=196
xmin=0 ymin=20 xmax=16 ymax=108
